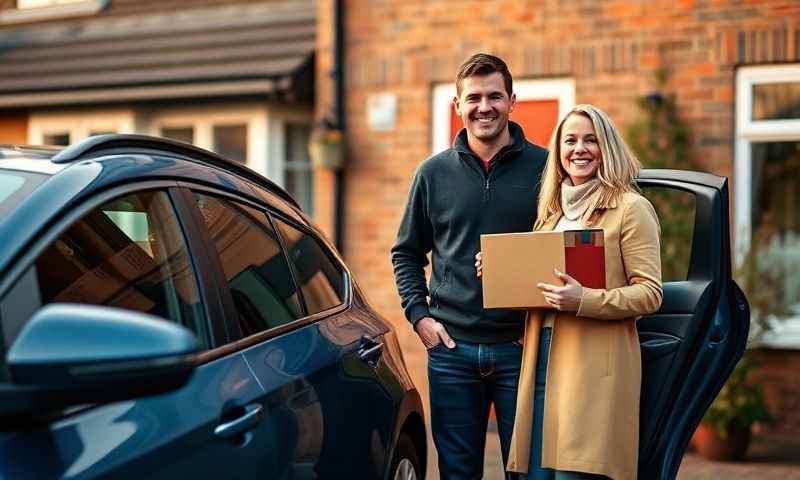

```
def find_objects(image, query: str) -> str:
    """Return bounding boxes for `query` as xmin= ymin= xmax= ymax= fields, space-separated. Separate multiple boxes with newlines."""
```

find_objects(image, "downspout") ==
xmin=333 ymin=0 xmax=345 ymax=253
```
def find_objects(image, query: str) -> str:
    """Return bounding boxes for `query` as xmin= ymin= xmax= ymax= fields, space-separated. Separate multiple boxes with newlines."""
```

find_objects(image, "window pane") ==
xmin=213 ymin=124 xmax=247 ymax=163
xmin=193 ymin=193 xmax=303 ymax=336
xmin=162 ymin=127 xmax=194 ymax=145
xmin=285 ymin=168 xmax=313 ymax=215
xmin=752 ymin=82 xmax=800 ymax=121
xmin=272 ymin=217 xmax=344 ymax=314
xmin=43 ymin=133 xmax=69 ymax=146
xmin=285 ymin=123 xmax=313 ymax=213
xmin=641 ymin=187 xmax=696 ymax=282
xmin=30 ymin=190 xmax=207 ymax=348
xmin=747 ymin=141 xmax=800 ymax=318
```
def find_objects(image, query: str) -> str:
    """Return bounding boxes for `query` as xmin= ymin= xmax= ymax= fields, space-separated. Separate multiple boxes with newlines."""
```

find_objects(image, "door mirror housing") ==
xmin=0 ymin=304 xmax=200 ymax=426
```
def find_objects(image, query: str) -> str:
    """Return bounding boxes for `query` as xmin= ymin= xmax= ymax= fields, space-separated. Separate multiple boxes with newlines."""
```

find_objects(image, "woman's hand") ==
xmin=475 ymin=251 xmax=483 ymax=277
xmin=537 ymin=269 xmax=583 ymax=312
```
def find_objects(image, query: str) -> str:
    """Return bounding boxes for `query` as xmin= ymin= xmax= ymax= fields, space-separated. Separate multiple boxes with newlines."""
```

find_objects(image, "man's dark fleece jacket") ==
xmin=391 ymin=121 xmax=547 ymax=343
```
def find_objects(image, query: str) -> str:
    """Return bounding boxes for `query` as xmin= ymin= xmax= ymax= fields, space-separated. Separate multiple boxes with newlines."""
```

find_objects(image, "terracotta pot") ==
xmin=692 ymin=422 xmax=751 ymax=461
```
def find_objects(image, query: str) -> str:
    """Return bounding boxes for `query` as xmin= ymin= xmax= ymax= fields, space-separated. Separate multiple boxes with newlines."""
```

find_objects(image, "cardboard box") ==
xmin=480 ymin=229 xmax=605 ymax=309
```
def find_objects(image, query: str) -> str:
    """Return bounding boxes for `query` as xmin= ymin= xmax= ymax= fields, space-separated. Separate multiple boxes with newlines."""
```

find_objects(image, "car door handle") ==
xmin=358 ymin=337 xmax=384 ymax=368
xmin=214 ymin=404 xmax=264 ymax=439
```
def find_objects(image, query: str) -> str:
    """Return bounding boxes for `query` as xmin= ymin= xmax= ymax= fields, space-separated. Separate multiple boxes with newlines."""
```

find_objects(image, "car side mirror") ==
xmin=0 ymin=304 xmax=200 ymax=426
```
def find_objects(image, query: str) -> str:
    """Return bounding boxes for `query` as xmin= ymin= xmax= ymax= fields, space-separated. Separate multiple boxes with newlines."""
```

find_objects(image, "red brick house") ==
xmin=313 ymin=0 xmax=800 ymax=450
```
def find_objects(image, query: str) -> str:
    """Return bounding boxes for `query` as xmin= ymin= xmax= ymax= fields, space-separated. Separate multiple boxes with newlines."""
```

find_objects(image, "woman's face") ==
xmin=559 ymin=113 xmax=602 ymax=186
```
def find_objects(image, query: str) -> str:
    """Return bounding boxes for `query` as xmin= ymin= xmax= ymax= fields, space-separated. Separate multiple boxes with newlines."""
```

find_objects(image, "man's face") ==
xmin=454 ymin=72 xmax=516 ymax=143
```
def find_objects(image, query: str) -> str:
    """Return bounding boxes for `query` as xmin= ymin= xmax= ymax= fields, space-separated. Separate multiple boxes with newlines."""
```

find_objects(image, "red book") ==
xmin=564 ymin=229 xmax=605 ymax=289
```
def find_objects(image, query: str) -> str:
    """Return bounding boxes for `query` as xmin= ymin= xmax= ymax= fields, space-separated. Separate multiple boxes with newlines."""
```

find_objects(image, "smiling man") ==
xmin=391 ymin=53 xmax=548 ymax=479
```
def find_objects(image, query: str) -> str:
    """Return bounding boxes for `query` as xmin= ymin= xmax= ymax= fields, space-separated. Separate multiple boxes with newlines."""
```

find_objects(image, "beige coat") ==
xmin=506 ymin=192 xmax=663 ymax=480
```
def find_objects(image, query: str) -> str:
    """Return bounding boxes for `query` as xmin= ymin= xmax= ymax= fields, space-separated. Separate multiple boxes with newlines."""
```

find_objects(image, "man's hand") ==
xmin=537 ymin=269 xmax=583 ymax=312
xmin=415 ymin=316 xmax=456 ymax=349
xmin=475 ymin=251 xmax=483 ymax=277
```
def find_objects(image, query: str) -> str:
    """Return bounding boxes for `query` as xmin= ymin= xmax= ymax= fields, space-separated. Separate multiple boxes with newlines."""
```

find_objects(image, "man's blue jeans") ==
xmin=427 ymin=339 xmax=523 ymax=480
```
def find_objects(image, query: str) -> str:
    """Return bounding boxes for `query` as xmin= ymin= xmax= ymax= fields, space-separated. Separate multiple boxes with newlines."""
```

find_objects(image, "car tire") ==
xmin=389 ymin=432 xmax=422 ymax=480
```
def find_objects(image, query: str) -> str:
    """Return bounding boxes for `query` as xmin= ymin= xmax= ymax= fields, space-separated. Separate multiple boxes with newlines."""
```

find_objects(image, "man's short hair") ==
xmin=455 ymin=53 xmax=513 ymax=97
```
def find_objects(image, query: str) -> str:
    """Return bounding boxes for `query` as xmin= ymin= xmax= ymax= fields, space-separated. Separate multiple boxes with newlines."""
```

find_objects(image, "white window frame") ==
xmin=735 ymin=63 xmax=800 ymax=349
xmin=29 ymin=109 xmax=135 ymax=145
xmin=266 ymin=107 xmax=314 ymax=213
xmin=431 ymin=78 xmax=575 ymax=154
xmin=147 ymin=105 xmax=268 ymax=178
xmin=0 ymin=0 xmax=106 ymax=25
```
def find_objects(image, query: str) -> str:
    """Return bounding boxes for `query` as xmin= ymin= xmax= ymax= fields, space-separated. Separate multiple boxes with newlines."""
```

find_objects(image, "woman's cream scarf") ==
xmin=560 ymin=178 xmax=601 ymax=221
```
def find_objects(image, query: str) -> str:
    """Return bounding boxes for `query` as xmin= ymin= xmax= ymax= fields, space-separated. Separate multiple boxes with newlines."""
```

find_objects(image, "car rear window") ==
xmin=0 ymin=169 xmax=48 ymax=220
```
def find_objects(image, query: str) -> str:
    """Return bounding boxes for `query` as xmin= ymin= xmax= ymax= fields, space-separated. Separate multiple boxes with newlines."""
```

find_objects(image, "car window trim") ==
xmin=174 ymin=182 xmax=353 ymax=358
xmin=176 ymin=181 xmax=353 ymax=307
xmin=0 ymin=181 xmax=218 ymax=353
xmin=170 ymin=187 xmax=230 ymax=348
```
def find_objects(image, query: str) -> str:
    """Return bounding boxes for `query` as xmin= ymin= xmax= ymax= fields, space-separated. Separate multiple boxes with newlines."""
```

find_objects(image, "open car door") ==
xmin=636 ymin=169 xmax=751 ymax=479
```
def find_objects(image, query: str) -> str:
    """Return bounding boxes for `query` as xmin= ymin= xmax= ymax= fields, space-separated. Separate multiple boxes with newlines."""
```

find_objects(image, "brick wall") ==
xmin=315 ymin=0 xmax=800 ymax=440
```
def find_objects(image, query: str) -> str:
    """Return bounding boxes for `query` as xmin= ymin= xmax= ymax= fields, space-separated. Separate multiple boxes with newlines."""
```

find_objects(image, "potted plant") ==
xmin=693 ymin=353 xmax=772 ymax=461
xmin=692 ymin=223 xmax=788 ymax=461
xmin=308 ymin=119 xmax=345 ymax=170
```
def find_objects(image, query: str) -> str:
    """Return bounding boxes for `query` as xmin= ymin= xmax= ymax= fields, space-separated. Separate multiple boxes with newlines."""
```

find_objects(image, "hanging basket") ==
xmin=308 ymin=128 xmax=345 ymax=170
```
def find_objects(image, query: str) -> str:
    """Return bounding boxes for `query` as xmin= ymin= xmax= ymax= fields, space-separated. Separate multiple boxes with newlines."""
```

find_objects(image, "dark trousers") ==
xmin=427 ymin=339 xmax=523 ymax=480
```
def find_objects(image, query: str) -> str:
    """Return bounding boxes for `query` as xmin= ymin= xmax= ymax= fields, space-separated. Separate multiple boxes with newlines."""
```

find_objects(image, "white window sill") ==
xmin=751 ymin=315 xmax=800 ymax=350
xmin=0 ymin=0 xmax=107 ymax=25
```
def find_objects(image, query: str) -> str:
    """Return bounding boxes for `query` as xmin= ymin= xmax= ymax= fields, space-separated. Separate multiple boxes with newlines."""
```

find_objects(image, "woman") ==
xmin=477 ymin=104 xmax=662 ymax=479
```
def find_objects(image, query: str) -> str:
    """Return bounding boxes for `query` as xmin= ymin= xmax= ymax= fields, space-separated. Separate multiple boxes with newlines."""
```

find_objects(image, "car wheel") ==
xmin=389 ymin=432 xmax=421 ymax=480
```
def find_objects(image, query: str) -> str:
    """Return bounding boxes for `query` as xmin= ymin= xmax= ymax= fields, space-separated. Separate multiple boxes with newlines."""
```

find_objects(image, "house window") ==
xmin=735 ymin=64 xmax=800 ymax=348
xmin=213 ymin=124 xmax=247 ymax=164
xmin=161 ymin=127 xmax=194 ymax=145
xmin=29 ymin=109 xmax=134 ymax=146
xmin=1 ymin=0 xmax=107 ymax=25
xmin=284 ymin=123 xmax=313 ymax=214
xmin=151 ymin=107 xmax=265 ymax=174
xmin=42 ymin=132 xmax=70 ymax=146
xmin=15 ymin=0 xmax=86 ymax=8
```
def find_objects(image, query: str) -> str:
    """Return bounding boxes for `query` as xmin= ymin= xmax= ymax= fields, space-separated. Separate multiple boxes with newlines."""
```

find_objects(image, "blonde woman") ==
xmin=476 ymin=104 xmax=662 ymax=479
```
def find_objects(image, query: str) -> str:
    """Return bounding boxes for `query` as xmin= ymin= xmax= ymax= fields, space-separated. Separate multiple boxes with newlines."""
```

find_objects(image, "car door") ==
xmin=182 ymin=186 xmax=396 ymax=479
xmin=635 ymin=170 xmax=750 ymax=479
xmin=0 ymin=186 xmax=271 ymax=479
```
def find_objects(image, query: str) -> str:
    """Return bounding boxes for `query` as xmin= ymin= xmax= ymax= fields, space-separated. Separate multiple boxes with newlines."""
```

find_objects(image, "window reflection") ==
xmin=193 ymin=193 xmax=303 ymax=336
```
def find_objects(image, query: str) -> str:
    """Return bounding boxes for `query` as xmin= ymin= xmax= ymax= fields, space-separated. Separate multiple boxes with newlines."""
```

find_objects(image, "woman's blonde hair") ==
xmin=535 ymin=104 xmax=641 ymax=229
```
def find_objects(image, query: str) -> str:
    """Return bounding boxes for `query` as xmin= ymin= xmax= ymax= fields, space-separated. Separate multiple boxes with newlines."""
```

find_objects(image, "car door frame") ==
xmin=636 ymin=169 xmax=750 ymax=479
xmin=172 ymin=181 xmax=355 ymax=348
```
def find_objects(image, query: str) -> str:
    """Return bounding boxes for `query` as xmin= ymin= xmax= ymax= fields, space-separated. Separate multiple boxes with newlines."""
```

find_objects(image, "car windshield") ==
xmin=0 ymin=169 xmax=49 ymax=221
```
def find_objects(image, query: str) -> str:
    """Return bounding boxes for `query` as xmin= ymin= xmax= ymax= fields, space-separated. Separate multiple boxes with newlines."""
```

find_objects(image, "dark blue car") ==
xmin=0 ymin=135 xmax=426 ymax=480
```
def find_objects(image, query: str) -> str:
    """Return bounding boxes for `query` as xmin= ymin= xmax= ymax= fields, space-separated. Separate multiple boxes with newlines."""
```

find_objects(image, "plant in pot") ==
xmin=693 ymin=353 xmax=772 ymax=461
xmin=693 ymin=222 xmax=789 ymax=461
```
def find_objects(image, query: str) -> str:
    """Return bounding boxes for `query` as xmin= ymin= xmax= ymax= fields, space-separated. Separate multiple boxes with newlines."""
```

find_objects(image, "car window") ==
xmin=192 ymin=193 xmax=304 ymax=337
xmin=641 ymin=186 xmax=696 ymax=282
xmin=2 ymin=190 xmax=208 ymax=349
xmin=271 ymin=216 xmax=345 ymax=315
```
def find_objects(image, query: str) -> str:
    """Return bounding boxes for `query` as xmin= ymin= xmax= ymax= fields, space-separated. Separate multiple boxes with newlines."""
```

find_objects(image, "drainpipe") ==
xmin=332 ymin=0 xmax=345 ymax=253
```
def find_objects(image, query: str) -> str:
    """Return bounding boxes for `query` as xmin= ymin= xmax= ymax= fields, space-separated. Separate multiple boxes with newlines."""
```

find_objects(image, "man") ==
xmin=391 ymin=53 xmax=548 ymax=479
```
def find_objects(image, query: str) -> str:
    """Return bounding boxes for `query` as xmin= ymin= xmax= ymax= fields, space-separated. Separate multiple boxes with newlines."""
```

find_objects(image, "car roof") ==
xmin=2 ymin=135 xmax=300 ymax=209
xmin=0 ymin=145 xmax=66 ymax=175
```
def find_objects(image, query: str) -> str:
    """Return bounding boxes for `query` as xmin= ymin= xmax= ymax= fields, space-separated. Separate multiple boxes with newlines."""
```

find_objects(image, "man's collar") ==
xmin=453 ymin=121 xmax=526 ymax=156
